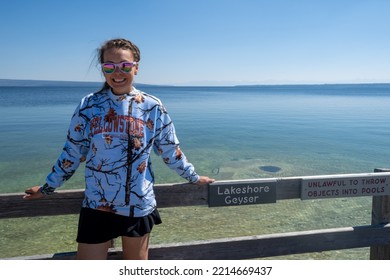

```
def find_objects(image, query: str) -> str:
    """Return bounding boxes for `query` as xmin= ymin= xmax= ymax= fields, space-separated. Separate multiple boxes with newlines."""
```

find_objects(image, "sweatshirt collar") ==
xmin=108 ymin=87 xmax=138 ymax=102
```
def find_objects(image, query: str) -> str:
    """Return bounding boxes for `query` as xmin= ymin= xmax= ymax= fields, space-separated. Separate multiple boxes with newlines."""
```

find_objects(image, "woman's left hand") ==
xmin=195 ymin=176 xmax=215 ymax=185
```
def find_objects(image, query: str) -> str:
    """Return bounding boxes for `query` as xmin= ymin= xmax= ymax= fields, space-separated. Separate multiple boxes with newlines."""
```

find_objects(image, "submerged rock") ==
xmin=259 ymin=165 xmax=281 ymax=173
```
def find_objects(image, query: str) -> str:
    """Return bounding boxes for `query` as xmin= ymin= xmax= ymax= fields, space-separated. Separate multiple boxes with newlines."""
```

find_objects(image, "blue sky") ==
xmin=1 ymin=0 xmax=389 ymax=85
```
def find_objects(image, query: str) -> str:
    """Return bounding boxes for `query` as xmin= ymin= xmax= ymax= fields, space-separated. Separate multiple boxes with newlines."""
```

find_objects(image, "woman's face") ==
xmin=102 ymin=48 xmax=139 ymax=95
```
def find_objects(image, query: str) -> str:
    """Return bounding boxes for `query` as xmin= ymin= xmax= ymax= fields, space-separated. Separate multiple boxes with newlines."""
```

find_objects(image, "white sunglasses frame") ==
xmin=101 ymin=62 xmax=138 ymax=74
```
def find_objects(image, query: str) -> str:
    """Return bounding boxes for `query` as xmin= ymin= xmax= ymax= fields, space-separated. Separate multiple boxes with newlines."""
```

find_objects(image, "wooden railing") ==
xmin=1 ymin=168 xmax=390 ymax=260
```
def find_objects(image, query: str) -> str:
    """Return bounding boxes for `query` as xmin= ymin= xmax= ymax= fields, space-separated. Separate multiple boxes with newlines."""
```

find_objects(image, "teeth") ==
xmin=113 ymin=78 xmax=125 ymax=83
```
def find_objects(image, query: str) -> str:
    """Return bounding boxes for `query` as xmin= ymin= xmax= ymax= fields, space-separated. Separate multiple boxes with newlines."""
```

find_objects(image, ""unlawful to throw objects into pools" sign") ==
xmin=208 ymin=180 xmax=277 ymax=207
xmin=301 ymin=173 xmax=390 ymax=200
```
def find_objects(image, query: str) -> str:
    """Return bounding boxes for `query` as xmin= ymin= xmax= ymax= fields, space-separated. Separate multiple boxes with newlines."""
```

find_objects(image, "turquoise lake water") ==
xmin=1 ymin=83 xmax=389 ymax=193
xmin=1 ymin=82 xmax=389 ymax=259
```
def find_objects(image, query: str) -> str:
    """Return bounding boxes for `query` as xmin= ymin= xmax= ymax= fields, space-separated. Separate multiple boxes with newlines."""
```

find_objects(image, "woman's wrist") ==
xmin=39 ymin=183 xmax=55 ymax=195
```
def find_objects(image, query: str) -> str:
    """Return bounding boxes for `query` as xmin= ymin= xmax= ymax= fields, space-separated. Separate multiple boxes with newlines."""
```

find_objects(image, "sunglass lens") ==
xmin=121 ymin=62 xmax=133 ymax=73
xmin=102 ymin=64 xmax=115 ymax=74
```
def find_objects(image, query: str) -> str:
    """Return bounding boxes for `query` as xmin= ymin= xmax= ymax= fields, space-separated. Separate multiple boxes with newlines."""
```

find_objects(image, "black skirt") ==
xmin=76 ymin=207 xmax=162 ymax=244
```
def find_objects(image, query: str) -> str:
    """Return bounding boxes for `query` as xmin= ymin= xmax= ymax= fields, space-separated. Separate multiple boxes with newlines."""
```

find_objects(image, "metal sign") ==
xmin=208 ymin=180 xmax=277 ymax=207
xmin=301 ymin=173 xmax=390 ymax=200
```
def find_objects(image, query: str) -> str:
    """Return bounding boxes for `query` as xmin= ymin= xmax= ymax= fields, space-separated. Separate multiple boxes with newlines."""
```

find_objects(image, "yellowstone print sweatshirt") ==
xmin=41 ymin=87 xmax=199 ymax=217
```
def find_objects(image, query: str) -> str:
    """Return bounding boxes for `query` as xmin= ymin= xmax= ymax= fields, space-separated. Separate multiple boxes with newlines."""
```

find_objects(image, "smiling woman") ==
xmin=22 ymin=38 xmax=215 ymax=260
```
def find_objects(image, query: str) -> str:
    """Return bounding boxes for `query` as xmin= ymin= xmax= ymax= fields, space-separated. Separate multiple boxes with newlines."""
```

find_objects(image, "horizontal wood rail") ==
xmin=7 ymin=223 xmax=389 ymax=260
xmin=1 ymin=168 xmax=390 ymax=259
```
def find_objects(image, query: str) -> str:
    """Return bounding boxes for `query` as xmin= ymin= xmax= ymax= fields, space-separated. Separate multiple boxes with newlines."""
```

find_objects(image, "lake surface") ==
xmin=1 ymin=82 xmax=389 ymax=259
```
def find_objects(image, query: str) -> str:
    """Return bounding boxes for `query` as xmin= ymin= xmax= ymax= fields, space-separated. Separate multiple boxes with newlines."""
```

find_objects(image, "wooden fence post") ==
xmin=370 ymin=168 xmax=390 ymax=260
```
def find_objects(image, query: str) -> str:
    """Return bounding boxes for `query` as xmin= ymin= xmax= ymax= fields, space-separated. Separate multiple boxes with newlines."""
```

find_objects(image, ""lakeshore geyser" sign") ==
xmin=208 ymin=180 xmax=277 ymax=207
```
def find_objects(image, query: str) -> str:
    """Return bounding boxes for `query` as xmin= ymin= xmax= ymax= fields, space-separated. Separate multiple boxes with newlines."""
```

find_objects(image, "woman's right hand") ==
xmin=23 ymin=186 xmax=44 ymax=200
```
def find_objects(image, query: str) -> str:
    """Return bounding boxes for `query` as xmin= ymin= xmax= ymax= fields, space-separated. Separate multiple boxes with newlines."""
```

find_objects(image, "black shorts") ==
xmin=76 ymin=207 xmax=162 ymax=244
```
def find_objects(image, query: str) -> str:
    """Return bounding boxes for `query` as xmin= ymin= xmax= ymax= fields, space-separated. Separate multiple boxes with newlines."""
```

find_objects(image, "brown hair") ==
xmin=97 ymin=38 xmax=141 ymax=92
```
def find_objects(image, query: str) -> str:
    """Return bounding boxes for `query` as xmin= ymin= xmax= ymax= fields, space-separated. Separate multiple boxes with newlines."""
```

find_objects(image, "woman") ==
xmin=24 ymin=38 xmax=215 ymax=260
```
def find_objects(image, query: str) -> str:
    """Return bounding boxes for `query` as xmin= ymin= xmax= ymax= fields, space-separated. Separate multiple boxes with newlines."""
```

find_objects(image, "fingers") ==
xmin=204 ymin=177 xmax=215 ymax=184
xmin=196 ymin=176 xmax=216 ymax=185
xmin=24 ymin=188 xmax=34 ymax=194
xmin=23 ymin=192 xmax=43 ymax=199
xmin=23 ymin=186 xmax=44 ymax=200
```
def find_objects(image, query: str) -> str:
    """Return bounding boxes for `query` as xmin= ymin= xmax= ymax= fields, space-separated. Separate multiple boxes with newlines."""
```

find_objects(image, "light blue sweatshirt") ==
xmin=41 ymin=87 xmax=199 ymax=217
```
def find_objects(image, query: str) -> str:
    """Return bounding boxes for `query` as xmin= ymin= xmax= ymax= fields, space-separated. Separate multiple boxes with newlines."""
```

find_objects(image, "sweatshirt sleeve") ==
xmin=41 ymin=99 xmax=90 ymax=194
xmin=153 ymin=104 xmax=200 ymax=183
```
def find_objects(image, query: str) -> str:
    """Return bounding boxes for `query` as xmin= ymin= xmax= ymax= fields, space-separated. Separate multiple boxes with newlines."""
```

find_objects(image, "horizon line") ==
xmin=1 ymin=78 xmax=390 ymax=87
